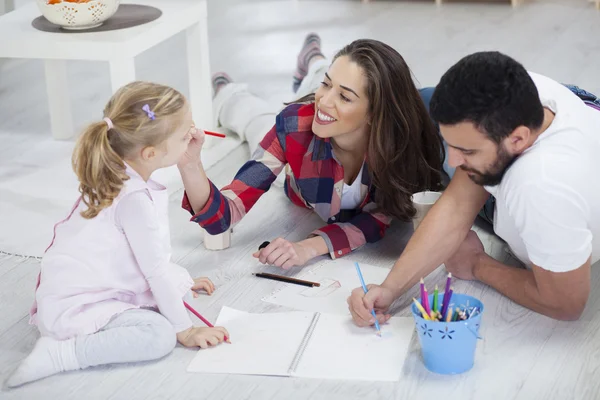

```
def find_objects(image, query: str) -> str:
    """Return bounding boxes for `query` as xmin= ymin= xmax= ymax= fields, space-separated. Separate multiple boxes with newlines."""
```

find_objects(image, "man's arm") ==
xmin=381 ymin=168 xmax=490 ymax=298
xmin=475 ymin=254 xmax=591 ymax=320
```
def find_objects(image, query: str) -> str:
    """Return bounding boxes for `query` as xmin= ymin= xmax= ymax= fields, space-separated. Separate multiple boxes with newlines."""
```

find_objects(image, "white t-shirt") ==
xmin=485 ymin=72 xmax=600 ymax=272
xmin=341 ymin=164 xmax=365 ymax=210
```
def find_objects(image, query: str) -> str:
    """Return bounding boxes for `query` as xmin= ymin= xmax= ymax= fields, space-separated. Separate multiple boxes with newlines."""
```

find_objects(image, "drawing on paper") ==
xmin=299 ymin=278 xmax=342 ymax=297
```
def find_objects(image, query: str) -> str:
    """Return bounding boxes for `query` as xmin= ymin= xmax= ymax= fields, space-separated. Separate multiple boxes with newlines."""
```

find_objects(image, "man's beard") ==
xmin=460 ymin=144 xmax=517 ymax=186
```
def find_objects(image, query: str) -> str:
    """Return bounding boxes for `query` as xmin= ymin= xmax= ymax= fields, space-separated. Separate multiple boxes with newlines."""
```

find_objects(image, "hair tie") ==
xmin=103 ymin=117 xmax=114 ymax=130
xmin=142 ymin=104 xmax=155 ymax=120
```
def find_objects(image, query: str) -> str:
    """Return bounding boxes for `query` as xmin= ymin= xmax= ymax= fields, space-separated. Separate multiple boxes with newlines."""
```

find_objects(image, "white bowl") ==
xmin=36 ymin=0 xmax=121 ymax=30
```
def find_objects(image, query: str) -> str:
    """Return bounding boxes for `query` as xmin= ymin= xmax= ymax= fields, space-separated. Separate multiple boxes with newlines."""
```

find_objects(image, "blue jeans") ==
xmin=418 ymin=84 xmax=600 ymax=226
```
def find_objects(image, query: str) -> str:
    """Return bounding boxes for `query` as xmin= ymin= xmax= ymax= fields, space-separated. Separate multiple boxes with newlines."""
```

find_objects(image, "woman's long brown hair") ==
xmin=293 ymin=39 xmax=444 ymax=221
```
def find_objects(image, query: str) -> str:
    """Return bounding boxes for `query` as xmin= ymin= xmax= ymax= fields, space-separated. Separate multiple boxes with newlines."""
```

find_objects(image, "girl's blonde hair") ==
xmin=72 ymin=81 xmax=187 ymax=219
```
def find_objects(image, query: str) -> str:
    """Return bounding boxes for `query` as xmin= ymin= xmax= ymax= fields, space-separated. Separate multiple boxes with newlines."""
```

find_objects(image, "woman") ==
xmin=178 ymin=35 xmax=445 ymax=269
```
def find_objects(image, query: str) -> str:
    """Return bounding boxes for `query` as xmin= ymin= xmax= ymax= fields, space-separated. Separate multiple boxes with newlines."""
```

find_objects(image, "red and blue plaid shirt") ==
xmin=182 ymin=103 xmax=392 ymax=259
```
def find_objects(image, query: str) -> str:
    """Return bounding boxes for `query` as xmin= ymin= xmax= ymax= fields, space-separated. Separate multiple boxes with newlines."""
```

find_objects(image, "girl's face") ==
xmin=156 ymin=105 xmax=194 ymax=168
xmin=312 ymin=55 xmax=370 ymax=140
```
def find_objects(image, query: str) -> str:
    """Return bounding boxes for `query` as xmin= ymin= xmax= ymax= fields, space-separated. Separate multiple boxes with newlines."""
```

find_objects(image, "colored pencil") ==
xmin=420 ymin=278 xmax=433 ymax=315
xmin=445 ymin=307 xmax=453 ymax=322
xmin=423 ymin=286 xmax=432 ymax=316
xmin=413 ymin=298 xmax=431 ymax=320
xmin=433 ymin=285 xmax=439 ymax=313
xmin=204 ymin=130 xmax=226 ymax=138
xmin=441 ymin=273 xmax=452 ymax=319
xmin=420 ymin=278 xmax=426 ymax=311
xmin=355 ymin=262 xmax=382 ymax=336
xmin=183 ymin=301 xmax=229 ymax=342
xmin=440 ymin=288 xmax=453 ymax=320
xmin=452 ymin=307 xmax=460 ymax=321
xmin=253 ymin=272 xmax=320 ymax=287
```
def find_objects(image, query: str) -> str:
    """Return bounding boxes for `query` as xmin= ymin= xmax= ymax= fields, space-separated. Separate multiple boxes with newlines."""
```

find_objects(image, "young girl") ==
xmin=6 ymin=81 xmax=229 ymax=388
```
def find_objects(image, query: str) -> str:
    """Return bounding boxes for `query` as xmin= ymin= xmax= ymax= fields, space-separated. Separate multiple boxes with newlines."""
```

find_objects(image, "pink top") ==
xmin=30 ymin=165 xmax=194 ymax=340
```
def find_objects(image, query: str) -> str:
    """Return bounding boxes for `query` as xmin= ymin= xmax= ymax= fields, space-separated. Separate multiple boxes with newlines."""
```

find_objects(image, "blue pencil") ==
xmin=354 ymin=262 xmax=382 ymax=336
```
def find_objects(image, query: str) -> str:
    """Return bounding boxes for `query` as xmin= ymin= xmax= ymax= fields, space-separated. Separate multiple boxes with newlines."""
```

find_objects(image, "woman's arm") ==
xmin=180 ymin=124 xmax=288 ymax=234
xmin=179 ymin=160 xmax=211 ymax=214
xmin=254 ymin=203 xmax=392 ymax=269
xmin=312 ymin=202 xmax=392 ymax=259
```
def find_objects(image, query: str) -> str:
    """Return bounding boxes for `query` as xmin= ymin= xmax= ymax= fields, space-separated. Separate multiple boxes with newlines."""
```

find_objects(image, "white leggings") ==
xmin=214 ymin=58 xmax=329 ymax=156
xmin=75 ymin=309 xmax=175 ymax=368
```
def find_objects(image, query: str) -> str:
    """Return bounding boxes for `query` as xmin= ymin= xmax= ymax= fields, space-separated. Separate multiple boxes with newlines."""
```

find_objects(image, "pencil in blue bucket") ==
xmin=411 ymin=273 xmax=483 ymax=374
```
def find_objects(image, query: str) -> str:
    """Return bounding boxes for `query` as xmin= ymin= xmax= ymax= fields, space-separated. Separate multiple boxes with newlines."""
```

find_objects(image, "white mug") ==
xmin=411 ymin=191 xmax=443 ymax=230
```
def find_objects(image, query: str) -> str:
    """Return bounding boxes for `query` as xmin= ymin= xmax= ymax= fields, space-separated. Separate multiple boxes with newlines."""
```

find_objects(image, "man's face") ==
xmin=441 ymin=121 xmax=517 ymax=186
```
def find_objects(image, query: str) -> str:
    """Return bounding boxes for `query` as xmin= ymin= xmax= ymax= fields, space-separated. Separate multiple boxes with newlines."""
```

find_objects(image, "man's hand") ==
xmin=347 ymin=284 xmax=394 ymax=327
xmin=445 ymin=230 xmax=485 ymax=281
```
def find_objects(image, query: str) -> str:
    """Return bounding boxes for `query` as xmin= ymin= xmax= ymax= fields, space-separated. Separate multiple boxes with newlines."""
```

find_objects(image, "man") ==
xmin=348 ymin=51 xmax=600 ymax=322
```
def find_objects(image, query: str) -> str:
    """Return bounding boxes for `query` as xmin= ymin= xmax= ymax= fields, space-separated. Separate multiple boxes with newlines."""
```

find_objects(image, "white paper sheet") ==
xmin=186 ymin=307 xmax=314 ymax=376
xmin=293 ymin=313 xmax=415 ymax=381
xmin=262 ymin=260 xmax=392 ymax=315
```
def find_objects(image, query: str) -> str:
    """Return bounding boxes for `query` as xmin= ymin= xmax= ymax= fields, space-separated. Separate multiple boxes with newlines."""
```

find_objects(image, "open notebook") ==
xmin=187 ymin=307 xmax=415 ymax=382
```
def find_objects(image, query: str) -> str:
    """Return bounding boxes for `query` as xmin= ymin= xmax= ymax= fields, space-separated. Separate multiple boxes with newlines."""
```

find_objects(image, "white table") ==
xmin=0 ymin=0 xmax=212 ymax=140
xmin=0 ymin=0 xmax=14 ymax=16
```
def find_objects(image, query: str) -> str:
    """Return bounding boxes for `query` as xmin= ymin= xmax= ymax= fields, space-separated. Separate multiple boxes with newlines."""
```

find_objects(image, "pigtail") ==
xmin=72 ymin=121 xmax=128 ymax=219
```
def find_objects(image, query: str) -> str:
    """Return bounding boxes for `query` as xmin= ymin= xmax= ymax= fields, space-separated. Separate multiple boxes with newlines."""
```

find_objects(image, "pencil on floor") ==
xmin=253 ymin=272 xmax=320 ymax=287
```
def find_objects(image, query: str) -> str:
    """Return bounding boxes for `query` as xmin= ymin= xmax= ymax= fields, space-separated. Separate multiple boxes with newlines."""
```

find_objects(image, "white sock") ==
xmin=5 ymin=336 xmax=80 ymax=388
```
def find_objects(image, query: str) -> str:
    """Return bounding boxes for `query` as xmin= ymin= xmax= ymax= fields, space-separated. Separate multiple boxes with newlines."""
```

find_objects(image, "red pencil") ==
xmin=183 ymin=301 xmax=229 ymax=342
xmin=204 ymin=130 xmax=226 ymax=138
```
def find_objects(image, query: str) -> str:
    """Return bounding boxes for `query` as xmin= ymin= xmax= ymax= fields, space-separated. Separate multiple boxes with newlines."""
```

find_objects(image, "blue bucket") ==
xmin=411 ymin=293 xmax=483 ymax=375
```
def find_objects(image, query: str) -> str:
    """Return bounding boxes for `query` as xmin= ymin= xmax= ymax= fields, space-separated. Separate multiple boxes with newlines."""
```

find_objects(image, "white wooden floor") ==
xmin=2 ymin=144 xmax=600 ymax=400
xmin=2 ymin=0 xmax=600 ymax=399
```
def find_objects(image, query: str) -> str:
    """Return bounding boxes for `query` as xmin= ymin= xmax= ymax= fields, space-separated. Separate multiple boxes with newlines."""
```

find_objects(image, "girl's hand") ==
xmin=178 ymin=124 xmax=206 ymax=167
xmin=191 ymin=277 xmax=215 ymax=298
xmin=252 ymin=238 xmax=317 ymax=269
xmin=176 ymin=326 xmax=230 ymax=348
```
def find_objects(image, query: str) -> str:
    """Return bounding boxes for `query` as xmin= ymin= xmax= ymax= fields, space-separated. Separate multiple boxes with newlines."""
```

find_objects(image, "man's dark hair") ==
xmin=430 ymin=51 xmax=544 ymax=143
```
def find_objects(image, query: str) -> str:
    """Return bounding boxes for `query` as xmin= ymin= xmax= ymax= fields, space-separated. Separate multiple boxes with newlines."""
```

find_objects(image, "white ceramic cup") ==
xmin=411 ymin=191 xmax=443 ymax=230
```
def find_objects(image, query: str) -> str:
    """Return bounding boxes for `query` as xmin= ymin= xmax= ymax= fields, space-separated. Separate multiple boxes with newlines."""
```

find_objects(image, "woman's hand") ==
xmin=252 ymin=238 xmax=320 ymax=269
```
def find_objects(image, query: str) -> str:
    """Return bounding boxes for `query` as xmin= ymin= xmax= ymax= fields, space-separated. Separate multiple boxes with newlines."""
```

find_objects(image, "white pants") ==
xmin=213 ymin=58 xmax=329 ymax=158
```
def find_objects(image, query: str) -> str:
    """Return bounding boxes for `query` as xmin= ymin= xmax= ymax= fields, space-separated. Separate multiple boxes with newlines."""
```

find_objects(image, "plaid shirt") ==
xmin=182 ymin=103 xmax=392 ymax=259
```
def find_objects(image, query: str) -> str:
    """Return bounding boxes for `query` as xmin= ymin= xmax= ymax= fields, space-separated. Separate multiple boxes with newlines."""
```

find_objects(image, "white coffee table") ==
xmin=0 ymin=0 xmax=15 ymax=16
xmin=0 ymin=0 xmax=213 ymax=140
